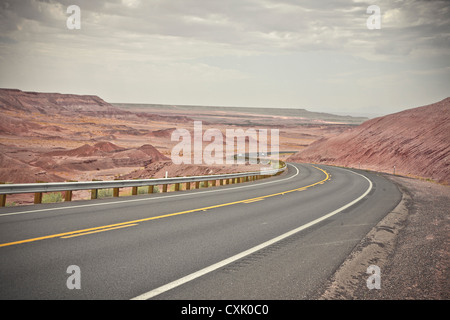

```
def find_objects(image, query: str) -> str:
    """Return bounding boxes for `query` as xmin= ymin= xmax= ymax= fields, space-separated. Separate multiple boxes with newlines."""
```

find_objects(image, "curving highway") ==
xmin=0 ymin=163 xmax=401 ymax=300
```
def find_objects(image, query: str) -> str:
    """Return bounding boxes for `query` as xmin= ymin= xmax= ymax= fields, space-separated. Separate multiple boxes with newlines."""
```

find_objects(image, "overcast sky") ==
xmin=0 ymin=0 xmax=449 ymax=116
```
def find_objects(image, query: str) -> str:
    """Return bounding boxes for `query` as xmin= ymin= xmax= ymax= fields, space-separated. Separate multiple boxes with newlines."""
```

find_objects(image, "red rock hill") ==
xmin=288 ymin=98 xmax=450 ymax=184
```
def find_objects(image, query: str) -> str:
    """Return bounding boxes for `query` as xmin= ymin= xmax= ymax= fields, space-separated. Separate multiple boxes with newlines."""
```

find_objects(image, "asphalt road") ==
xmin=0 ymin=163 xmax=401 ymax=300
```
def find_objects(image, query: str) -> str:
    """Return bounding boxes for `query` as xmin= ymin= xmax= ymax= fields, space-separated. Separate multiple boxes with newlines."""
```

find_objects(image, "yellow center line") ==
xmin=0 ymin=166 xmax=329 ymax=248
xmin=242 ymin=198 xmax=264 ymax=203
xmin=60 ymin=224 xmax=138 ymax=239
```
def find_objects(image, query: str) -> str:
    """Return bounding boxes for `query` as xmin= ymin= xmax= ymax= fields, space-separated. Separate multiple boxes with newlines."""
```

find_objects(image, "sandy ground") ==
xmin=316 ymin=174 xmax=449 ymax=300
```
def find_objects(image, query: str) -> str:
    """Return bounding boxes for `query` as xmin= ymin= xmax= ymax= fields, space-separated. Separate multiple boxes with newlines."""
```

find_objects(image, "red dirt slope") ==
xmin=40 ymin=141 xmax=169 ymax=173
xmin=45 ymin=142 xmax=126 ymax=157
xmin=288 ymin=98 xmax=450 ymax=184
xmin=138 ymin=144 xmax=169 ymax=162
xmin=0 ymin=153 xmax=64 ymax=183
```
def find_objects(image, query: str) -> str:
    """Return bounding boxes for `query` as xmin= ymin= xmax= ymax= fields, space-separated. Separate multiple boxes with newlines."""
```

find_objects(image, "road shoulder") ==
xmin=316 ymin=174 xmax=449 ymax=300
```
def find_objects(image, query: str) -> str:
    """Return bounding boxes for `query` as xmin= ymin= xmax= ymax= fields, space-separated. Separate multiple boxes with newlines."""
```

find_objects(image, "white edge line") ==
xmin=0 ymin=164 xmax=299 ymax=217
xmin=130 ymin=168 xmax=373 ymax=300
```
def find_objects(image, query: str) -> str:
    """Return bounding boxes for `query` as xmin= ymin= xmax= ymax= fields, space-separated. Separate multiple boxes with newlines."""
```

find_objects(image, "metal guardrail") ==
xmin=0 ymin=162 xmax=287 ymax=206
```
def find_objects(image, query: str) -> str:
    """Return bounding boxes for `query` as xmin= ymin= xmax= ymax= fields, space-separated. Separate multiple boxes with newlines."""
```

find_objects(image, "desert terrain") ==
xmin=284 ymin=97 xmax=448 ymax=300
xmin=288 ymin=97 xmax=450 ymax=185
xmin=0 ymin=88 xmax=363 ymax=205
xmin=317 ymin=173 xmax=449 ymax=300
xmin=1 ymin=88 xmax=448 ymax=300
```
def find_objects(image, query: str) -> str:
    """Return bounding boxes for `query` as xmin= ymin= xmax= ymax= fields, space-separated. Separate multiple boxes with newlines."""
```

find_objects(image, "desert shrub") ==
xmin=199 ymin=181 xmax=210 ymax=188
xmin=42 ymin=192 xmax=63 ymax=203
xmin=98 ymin=188 xmax=113 ymax=198
xmin=138 ymin=186 xmax=148 ymax=194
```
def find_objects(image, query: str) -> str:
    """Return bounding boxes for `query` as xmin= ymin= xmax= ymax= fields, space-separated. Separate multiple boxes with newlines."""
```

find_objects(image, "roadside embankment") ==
xmin=317 ymin=174 xmax=449 ymax=300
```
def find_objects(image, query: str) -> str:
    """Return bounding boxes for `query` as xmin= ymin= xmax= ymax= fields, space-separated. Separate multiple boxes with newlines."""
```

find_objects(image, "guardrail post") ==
xmin=185 ymin=182 xmax=191 ymax=190
xmin=65 ymin=190 xmax=72 ymax=202
xmin=148 ymin=185 xmax=154 ymax=194
xmin=113 ymin=179 xmax=120 ymax=197
xmin=34 ymin=192 xmax=43 ymax=204
xmin=195 ymin=181 xmax=200 ymax=189
xmin=212 ymin=180 xmax=216 ymax=187
xmin=66 ymin=180 xmax=78 ymax=201
xmin=175 ymin=183 xmax=180 ymax=191
xmin=0 ymin=182 xmax=6 ymax=207
xmin=34 ymin=181 xmax=45 ymax=204
xmin=162 ymin=184 xmax=168 ymax=193
xmin=91 ymin=179 xmax=101 ymax=199
xmin=131 ymin=178 xmax=139 ymax=195
xmin=64 ymin=180 xmax=76 ymax=201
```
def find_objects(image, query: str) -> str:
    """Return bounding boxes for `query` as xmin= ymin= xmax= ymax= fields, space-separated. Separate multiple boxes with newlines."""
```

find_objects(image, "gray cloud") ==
xmin=0 ymin=0 xmax=448 ymax=114
xmin=3 ymin=0 xmax=448 ymax=56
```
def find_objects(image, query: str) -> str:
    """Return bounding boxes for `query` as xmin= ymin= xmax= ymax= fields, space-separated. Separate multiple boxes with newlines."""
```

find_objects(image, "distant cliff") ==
xmin=0 ymin=88 xmax=130 ymax=117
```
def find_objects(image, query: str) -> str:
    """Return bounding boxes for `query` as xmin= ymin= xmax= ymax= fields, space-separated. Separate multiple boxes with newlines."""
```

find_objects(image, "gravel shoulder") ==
xmin=316 ymin=173 xmax=449 ymax=300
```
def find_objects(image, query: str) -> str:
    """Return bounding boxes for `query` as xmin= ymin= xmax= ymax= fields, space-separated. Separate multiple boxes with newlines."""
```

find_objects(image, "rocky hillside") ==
xmin=288 ymin=98 xmax=450 ymax=184
xmin=0 ymin=89 xmax=176 ymax=184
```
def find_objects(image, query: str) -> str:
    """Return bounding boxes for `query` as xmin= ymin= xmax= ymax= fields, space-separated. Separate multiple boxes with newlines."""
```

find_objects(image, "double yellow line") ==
xmin=60 ymin=223 xmax=138 ymax=239
xmin=0 ymin=166 xmax=330 ymax=248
